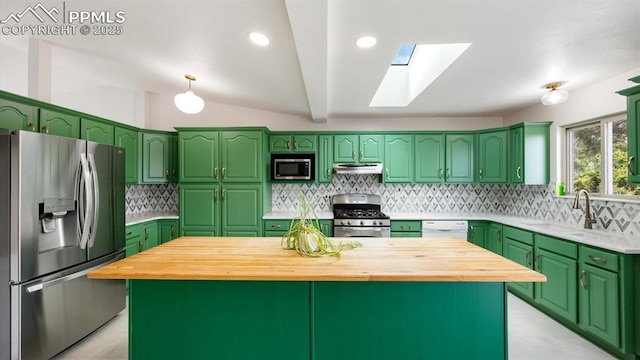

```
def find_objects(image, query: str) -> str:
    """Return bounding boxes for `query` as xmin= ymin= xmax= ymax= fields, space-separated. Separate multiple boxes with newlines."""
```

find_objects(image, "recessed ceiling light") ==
xmin=356 ymin=36 xmax=377 ymax=48
xmin=248 ymin=32 xmax=270 ymax=46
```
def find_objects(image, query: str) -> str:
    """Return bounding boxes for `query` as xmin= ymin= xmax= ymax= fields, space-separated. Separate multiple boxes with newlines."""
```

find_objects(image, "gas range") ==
xmin=331 ymin=194 xmax=390 ymax=237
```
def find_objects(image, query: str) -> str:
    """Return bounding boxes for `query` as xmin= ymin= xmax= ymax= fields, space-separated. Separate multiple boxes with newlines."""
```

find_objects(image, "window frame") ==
xmin=562 ymin=112 xmax=636 ymax=200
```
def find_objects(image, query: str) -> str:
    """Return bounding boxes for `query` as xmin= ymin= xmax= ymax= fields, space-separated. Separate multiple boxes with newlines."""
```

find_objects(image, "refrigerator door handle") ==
xmin=78 ymin=153 xmax=93 ymax=249
xmin=24 ymin=259 xmax=116 ymax=293
xmin=87 ymin=153 xmax=100 ymax=248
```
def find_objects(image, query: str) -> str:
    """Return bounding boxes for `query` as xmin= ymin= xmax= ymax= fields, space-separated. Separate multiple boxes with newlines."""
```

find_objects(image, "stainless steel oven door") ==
xmin=333 ymin=226 xmax=390 ymax=237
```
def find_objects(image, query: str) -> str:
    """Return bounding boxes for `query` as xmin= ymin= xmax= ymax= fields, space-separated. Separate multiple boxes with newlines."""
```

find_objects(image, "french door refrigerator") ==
xmin=0 ymin=130 xmax=126 ymax=360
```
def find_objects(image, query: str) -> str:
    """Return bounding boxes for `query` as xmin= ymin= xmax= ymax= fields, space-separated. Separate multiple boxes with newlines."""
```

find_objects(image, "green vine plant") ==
xmin=281 ymin=196 xmax=362 ymax=257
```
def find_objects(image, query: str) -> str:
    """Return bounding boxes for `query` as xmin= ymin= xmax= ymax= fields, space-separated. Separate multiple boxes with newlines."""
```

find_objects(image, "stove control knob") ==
xmin=341 ymin=220 xmax=347 ymax=225
xmin=346 ymin=220 xmax=351 ymax=225
xmin=360 ymin=221 xmax=364 ymax=225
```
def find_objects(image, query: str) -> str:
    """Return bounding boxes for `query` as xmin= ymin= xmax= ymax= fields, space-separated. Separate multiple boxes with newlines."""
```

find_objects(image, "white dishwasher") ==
xmin=421 ymin=220 xmax=469 ymax=239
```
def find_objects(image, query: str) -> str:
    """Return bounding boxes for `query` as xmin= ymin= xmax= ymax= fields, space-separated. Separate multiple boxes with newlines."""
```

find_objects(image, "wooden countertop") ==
xmin=89 ymin=237 xmax=546 ymax=282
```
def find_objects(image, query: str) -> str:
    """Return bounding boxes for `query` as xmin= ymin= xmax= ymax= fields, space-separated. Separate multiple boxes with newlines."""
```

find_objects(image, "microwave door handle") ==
xmin=78 ymin=153 xmax=93 ymax=250
xmin=88 ymin=153 xmax=100 ymax=248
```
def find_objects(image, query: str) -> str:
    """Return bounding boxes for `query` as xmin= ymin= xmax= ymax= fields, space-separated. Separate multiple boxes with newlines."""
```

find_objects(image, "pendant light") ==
xmin=541 ymin=81 xmax=569 ymax=105
xmin=174 ymin=74 xmax=204 ymax=114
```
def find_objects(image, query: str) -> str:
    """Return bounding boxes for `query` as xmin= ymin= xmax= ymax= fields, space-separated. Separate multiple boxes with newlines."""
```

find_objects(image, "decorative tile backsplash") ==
xmin=125 ymin=184 xmax=179 ymax=215
xmin=271 ymin=174 xmax=640 ymax=236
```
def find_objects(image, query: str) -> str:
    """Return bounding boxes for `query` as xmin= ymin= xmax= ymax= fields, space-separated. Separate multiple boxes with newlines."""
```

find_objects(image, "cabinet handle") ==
xmin=469 ymin=226 xmax=474 ymax=240
xmin=27 ymin=122 xmax=35 ymax=131
xmin=534 ymin=254 xmax=540 ymax=270
xmin=385 ymin=168 xmax=389 ymax=179
xmin=214 ymin=188 xmax=218 ymax=203
xmin=525 ymin=250 xmax=532 ymax=267
xmin=359 ymin=151 xmax=363 ymax=160
xmin=42 ymin=125 xmax=49 ymax=134
xmin=272 ymin=224 xmax=281 ymax=229
xmin=326 ymin=168 xmax=331 ymax=177
xmin=588 ymin=255 xmax=608 ymax=264
xmin=294 ymin=141 xmax=298 ymax=150
xmin=497 ymin=229 xmax=501 ymax=242
xmin=516 ymin=166 xmax=522 ymax=179
xmin=170 ymin=225 xmax=175 ymax=238
xmin=221 ymin=188 xmax=226 ymax=203
xmin=352 ymin=151 xmax=356 ymax=160
xmin=400 ymin=225 xmax=409 ymax=229
xmin=222 ymin=167 xmax=226 ymax=179
xmin=446 ymin=168 xmax=451 ymax=180
xmin=144 ymin=228 xmax=149 ymax=241
xmin=172 ymin=169 xmax=177 ymax=181
xmin=580 ymin=269 xmax=587 ymax=289
xmin=286 ymin=140 xmax=290 ymax=149
xmin=214 ymin=167 xmax=218 ymax=180
xmin=126 ymin=231 xmax=132 ymax=236
xmin=479 ymin=168 xmax=483 ymax=179
xmin=438 ymin=168 xmax=443 ymax=179
xmin=165 ymin=169 xmax=169 ymax=178
xmin=138 ymin=241 xmax=144 ymax=252
xmin=629 ymin=156 xmax=636 ymax=176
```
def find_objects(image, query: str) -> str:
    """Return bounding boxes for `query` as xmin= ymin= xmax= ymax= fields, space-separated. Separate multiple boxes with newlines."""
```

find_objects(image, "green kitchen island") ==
xmin=89 ymin=237 xmax=545 ymax=360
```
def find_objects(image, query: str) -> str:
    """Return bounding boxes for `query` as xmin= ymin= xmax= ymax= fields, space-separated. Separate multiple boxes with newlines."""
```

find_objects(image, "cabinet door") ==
xmin=359 ymin=135 xmax=384 ymax=162
xmin=221 ymin=185 xmax=261 ymax=236
xmin=334 ymin=135 xmax=358 ymax=163
xmin=579 ymin=264 xmax=619 ymax=347
xmin=534 ymin=248 xmax=577 ymax=323
xmin=169 ymin=134 xmax=178 ymax=183
xmin=81 ymin=118 xmax=114 ymax=145
xmin=115 ymin=126 xmax=138 ymax=184
xmin=486 ymin=223 xmax=503 ymax=255
xmin=159 ymin=220 xmax=178 ymax=244
xmin=503 ymin=239 xmax=534 ymax=299
xmin=0 ymin=99 xmax=38 ymax=131
xmin=142 ymin=133 xmax=170 ymax=183
xmin=509 ymin=126 xmax=524 ymax=183
xmin=415 ymin=134 xmax=445 ymax=183
xmin=180 ymin=185 xmax=220 ymax=235
xmin=40 ymin=109 xmax=79 ymax=138
xmin=317 ymin=135 xmax=333 ymax=183
xmin=269 ymin=134 xmax=291 ymax=152
xmin=477 ymin=131 xmax=507 ymax=183
xmin=467 ymin=221 xmax=487 ymax=248
xmin=221 ymin=131 xmax=262 ymax=183
xmin=293 ymin=135 xmax=317 ymax=152
xmin=627 ymin=92 xmax=640 ymax=183
xmin=180 ymin=131 xmax=219 ymax=183
xmin=319 ymin=220 xmax=333 ymax=237
xmin=143 ymin=222 xmax=159 ymax=250
xmin=384 ymin=135 xmax=413 ymax=183
xmin=445 ymin=134 xmax=474 ymax=183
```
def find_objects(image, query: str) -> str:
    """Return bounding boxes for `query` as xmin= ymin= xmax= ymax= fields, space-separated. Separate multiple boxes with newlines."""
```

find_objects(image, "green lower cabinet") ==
xmin=264 ymin=219 xmax=332 ymax=237
xmin=0 ymin=98 xmax=38 ymax=131
xmin=221 ymin=185 xmax=262 ymax=236
xmin=180 ymin=185 xmax=219 ymax=235
xmin=467 ymin=221 xmax=487 ymax=247
xmin=534 ymin=248 xmax=577 ymax=323
xmin=504 ymin=238 xmax=534 ymax=299
xmin=319 ymin=220 xmax=333 ymax=237
xmin=40 ymin=109 xmax=80 ymax=138
xmin=183 ymin=229 xmax=217 ymax=236
xmin=486 ymin=223 xmax=503 ymax=255
xmin=390 ymin=220 xmax=421 ymax=237
xmin=159 ymin=219 xmax=179 ymax=244
xmin=81 ymin=118 xmax=114 ymax=145
xmin=125 ymin=223 xmax=144 ymax=257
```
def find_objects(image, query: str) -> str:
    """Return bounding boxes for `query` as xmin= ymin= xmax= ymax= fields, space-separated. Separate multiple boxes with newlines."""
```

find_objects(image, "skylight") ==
xmin=391 ymin=44 xmax=416 ymax=66
xmin=369 ymin=43 xmax=472 ymax=107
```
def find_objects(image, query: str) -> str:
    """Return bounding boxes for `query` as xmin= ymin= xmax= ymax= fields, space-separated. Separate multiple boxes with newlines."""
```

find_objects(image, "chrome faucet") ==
xmin=572 ymin=189 xmax=597 ymax=229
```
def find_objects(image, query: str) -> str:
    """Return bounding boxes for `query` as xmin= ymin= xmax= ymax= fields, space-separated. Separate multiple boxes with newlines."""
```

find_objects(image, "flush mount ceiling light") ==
xmin=541 ymin=81 xmax=569 ymax=105
xmin=248 ymin=32 xmax=270 ymax=46
xmin=174 ymin=74 xmax=204 ymax=114
xmin=356 ymin=36 xmax=377 ymax=48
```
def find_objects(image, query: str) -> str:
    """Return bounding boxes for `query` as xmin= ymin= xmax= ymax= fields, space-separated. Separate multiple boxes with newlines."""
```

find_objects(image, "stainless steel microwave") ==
xmin=271 ymin=153 xmax=315 ymax=180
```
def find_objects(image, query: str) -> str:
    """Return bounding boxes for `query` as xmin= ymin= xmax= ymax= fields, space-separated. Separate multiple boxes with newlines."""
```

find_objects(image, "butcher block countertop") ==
xmin=89 ymin=237 xmax=546 ymax=282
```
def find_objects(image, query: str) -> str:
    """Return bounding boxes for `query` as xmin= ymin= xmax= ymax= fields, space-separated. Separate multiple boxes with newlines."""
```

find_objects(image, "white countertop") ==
xmin=263 ymin=211 xmax=640 ymax=254
xmin=126 ymin=211 xmax=179 ymax=226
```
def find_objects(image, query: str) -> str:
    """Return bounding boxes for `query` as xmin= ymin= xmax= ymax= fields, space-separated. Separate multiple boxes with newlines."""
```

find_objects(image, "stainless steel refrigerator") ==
xmin=0 ymin=129 xmax=126 ymax=360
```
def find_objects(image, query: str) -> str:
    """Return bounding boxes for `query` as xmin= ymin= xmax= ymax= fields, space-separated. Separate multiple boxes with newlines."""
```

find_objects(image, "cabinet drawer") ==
xmin=503 ymin=226 xmax=533 ymax=245
xmin=126 ymin=223 xmax=144 ymax=243
xmin=535 ymin=234 xmax=577 ymax=259
xmin=264 ymin=219 xmax=292 ymax=232
xmin=391 ymin=220 xmax=421 ymax=232
xmin=579 ymin=246 xmax=618 ymax=272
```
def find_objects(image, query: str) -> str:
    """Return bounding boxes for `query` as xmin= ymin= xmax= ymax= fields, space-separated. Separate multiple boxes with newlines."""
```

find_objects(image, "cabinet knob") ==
xmin=479 ymin=168 xmax=483 ymax=179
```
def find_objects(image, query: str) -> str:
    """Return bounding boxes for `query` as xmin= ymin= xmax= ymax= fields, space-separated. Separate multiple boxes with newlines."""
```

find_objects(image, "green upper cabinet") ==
xmin=383 ymin=134 xmax=413 ymax=183
xmin=334 ymin=134 xmax=383 ymax=163
xmin=415 ymin=134 xmax=445 ymax=182
xmin=617 ymin=80 xmax=640 ymax=184
xmin=477 ymin=130 xmax=507 ymax=183
xmin=39 ymin=109 xmax=80 ymax=138
xmin=115 ymin=126 xmax=138 ymax=184
xmin=81 ymin=118 xmax=114 ymax=145
xmin=317 ymin=135 xmax=333 ymax=183
xmin=0 ymin=98 xmax=38 ymax=131
xmin=221 ymin=131 xmax=263 ymax=183
xmin=141 ymin=132 xmax=171 ymax=183
xmin=508 ymin=122 xmax=551 ymax=185
xmin=445 ymin=134 xmax=475 ymax=183
xmin=180 ymin=131 xmax=219 ymax=182
xmin=169 ymin=134 xmax=178 ymax=183
xmin=270 ymin=134 xmax=317 ymax=153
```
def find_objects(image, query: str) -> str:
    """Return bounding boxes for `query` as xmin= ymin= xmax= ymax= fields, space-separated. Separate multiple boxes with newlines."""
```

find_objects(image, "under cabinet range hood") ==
xmin=333 ymin=163 xmax=383 ymax=174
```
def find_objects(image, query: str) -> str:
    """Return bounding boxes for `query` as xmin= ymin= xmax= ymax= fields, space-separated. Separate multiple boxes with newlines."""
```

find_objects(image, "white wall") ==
xmin=504 ymin=67 xmax=640 ymax=183
xmin=0 ymin=40 xmax=28 ymax=96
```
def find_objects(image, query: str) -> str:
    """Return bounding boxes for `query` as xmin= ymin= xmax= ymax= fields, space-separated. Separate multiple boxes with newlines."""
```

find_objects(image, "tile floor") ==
xmin=54 ymin=293 xmax=615 ymax=360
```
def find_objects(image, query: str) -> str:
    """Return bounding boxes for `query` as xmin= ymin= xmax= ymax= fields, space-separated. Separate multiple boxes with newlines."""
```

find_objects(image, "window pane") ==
xmin=612 ymin=118 xmax=639 ymax=195
xmin=570 ymin=125 xmax=601 ymax=193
